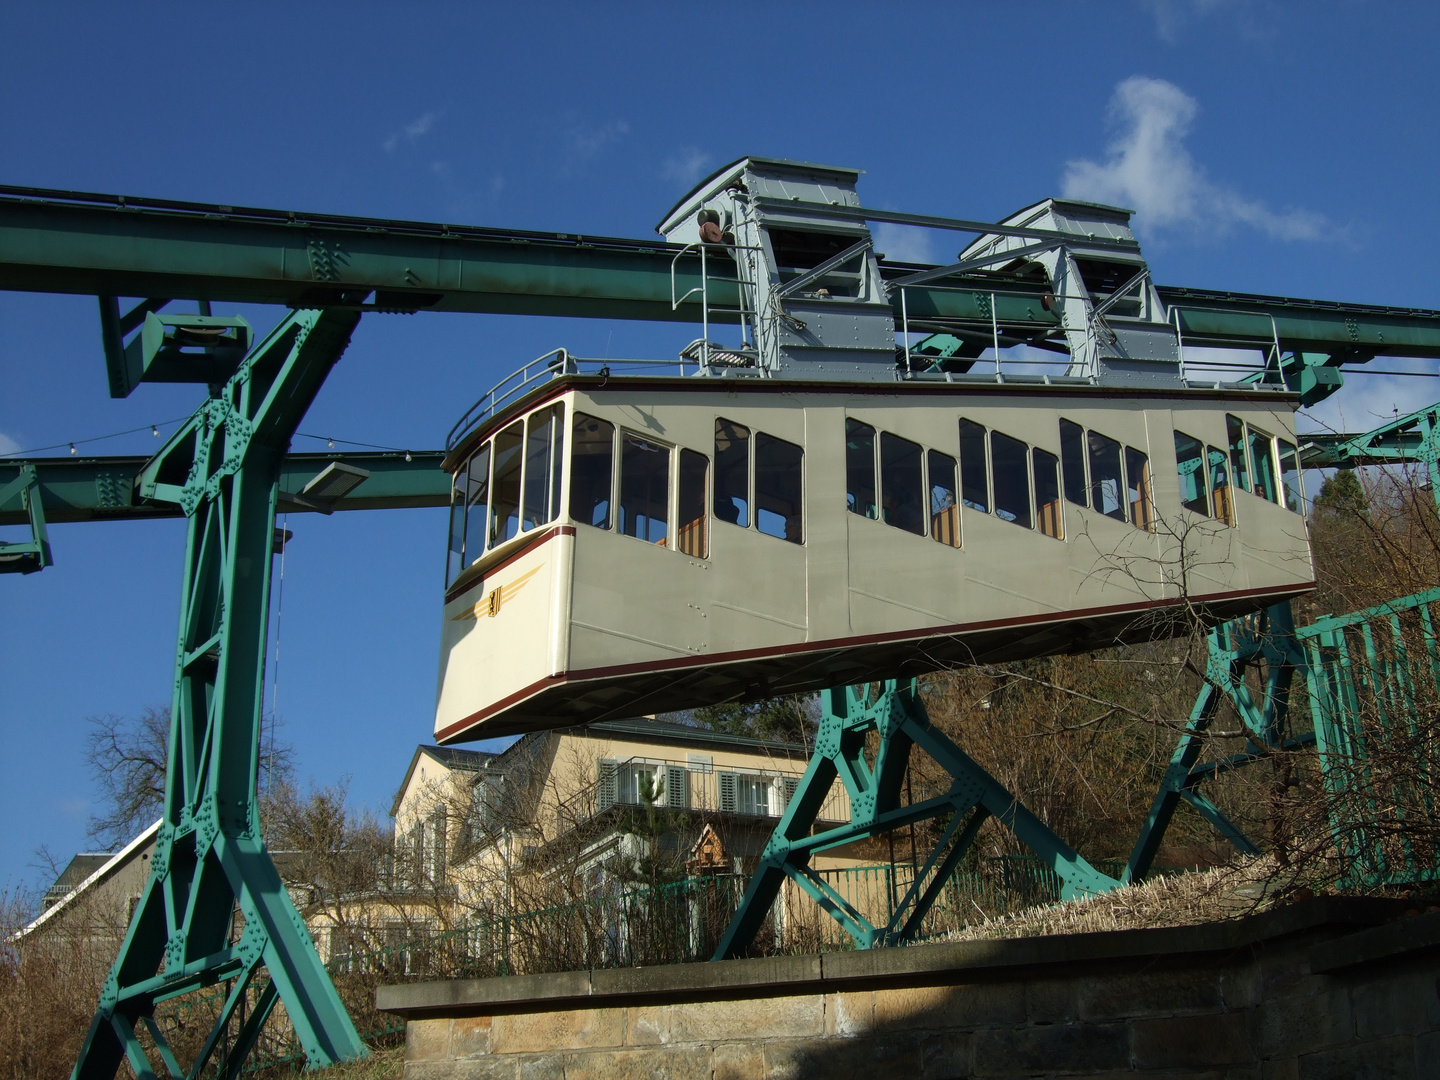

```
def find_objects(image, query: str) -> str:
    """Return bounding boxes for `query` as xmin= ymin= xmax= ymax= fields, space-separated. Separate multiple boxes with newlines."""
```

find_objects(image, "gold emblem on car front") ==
xmin=451 ymin=566 xmax=541 ymax=621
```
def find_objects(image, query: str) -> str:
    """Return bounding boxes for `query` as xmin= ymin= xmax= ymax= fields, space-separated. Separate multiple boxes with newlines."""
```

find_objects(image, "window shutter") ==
xmin=597 ymin=759 xmax=618 ymax=811
xmin=782 ymin=776 xmax=799 ymax=810
xmin=666 ymin=765 xmax=687 ymax=809
xmin=432 ymin=810 xmax=448 ymax=883
xmin=719 ymin=771 xmax=737 ymax=813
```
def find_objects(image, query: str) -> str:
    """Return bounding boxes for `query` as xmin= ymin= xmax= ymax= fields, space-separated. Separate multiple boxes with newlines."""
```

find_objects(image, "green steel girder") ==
xmin=1299 ymin=401 xmax=1440 ymax=489
xmin=714 ymin=679 xmax=1119 ymax=958
xmin=72 ymin=308 xmax=367 ymax=1080
xmin=0 ymin=451 xmax=449 ymax=526
xmin=0 ymin=463 xmax=53 ymax=573
xmin=7 ymin=186 xmax=1440 ymax=393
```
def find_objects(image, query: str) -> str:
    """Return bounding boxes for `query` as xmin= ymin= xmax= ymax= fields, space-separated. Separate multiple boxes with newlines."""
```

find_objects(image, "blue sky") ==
xmin=3 ymin=1 xmax=1439 ymax=891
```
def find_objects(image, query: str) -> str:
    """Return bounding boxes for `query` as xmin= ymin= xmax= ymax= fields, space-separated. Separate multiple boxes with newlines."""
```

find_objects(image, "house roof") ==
xmin=391 ymin=744 xmax=497 ymax=816
xmin=22 ymin=818 xmax=161 ymax=937
xmin=570 ymin=716 xmax=810 ymax=758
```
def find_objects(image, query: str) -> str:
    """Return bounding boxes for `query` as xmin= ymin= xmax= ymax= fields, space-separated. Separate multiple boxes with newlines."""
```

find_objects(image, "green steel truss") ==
xmin=714 ymin=679 xmax=1119 ymax=958
xmin=1124 ymin=603 xmax=1312 ymax=882
xmin=0 ymin=463 xmax=52 ymax=574
xmin=72 ymin=309 xmax=367 ymax=1080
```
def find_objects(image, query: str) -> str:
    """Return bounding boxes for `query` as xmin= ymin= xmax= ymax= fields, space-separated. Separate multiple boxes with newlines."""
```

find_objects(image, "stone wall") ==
xmin=379 ymin=897 xmax=1440 ymax=1078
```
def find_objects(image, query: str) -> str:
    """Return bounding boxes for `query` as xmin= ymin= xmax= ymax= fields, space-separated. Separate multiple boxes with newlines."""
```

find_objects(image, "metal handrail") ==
xmin=445 ymin=349 xmax=700 ymax=452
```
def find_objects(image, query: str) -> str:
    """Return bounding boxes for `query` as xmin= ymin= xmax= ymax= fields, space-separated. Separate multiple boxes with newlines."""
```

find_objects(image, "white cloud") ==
xmin=559 ymin=117 xmax=630 ymax=174
xmin=873 ymin=222 xmax=938 ymax=266
xmin=0 ymin=432 xmax=20 ymax=456
xmin=383 ymin=110 xmax=440 ymax=154
xmin=662 ymin=147 xmax=712 ymax=188
xmin=1062 ymin=76 xmax=1334 ymax=242
xmin=1139 ymin=0 xmax=1236 ymax=43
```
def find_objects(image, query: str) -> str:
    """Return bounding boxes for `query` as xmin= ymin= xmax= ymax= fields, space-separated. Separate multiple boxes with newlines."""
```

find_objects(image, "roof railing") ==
xmin=445 ymin=349 xmax=701 ymax=452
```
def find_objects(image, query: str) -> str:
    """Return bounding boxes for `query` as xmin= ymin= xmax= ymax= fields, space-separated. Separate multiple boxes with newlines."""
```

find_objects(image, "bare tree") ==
xmin=84 ymin=707 xmax=294 ymax=849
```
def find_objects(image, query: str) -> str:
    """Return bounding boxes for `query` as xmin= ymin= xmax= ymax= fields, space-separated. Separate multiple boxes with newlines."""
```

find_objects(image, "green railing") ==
xmin=1299 ymin=585 xmax=1440 ymax=888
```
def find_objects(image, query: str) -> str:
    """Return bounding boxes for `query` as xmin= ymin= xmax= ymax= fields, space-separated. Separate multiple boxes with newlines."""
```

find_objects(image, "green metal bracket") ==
xmin=72 ymin=308 xmax=367 ymax=1080
xmin=100 ymin=297 xmax=252 ymax=398
xmin=0 ymin=464 xmax=53 ymax=574
xmin=1125 ymin=603 xmax=1310 ymax=883
xmin=714 ymin=679 xmax=1119 ymax=959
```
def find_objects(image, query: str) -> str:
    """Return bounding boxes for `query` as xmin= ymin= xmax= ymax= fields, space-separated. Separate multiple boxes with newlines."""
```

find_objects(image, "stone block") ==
xmin=1025 ymin=977 xmax=1077 ymax=1023
xmin=1130 ymin=1012 xmax=1255 ymax=1069
xmin=561 ymin=1046 xmax=714 ymax=1080
xmin=404 ymin=1060 xmax=517 ymax=1080
xmin=490 ymin=1009 xmax=625 ymax=1055
xmin=872 ymin=982 xmax=1026 ymax=1031
xmin=713 ymin=1040 xmax=765 ymax=1080
xmin=759 ymin=1038 xmax=820 ymax=1080
xmin=451 ymin=1016 xmax=493 ymax=1059
xmin=1077 ymin=967 xmax=1225 ymax=1020
xmin=1351 ymin=971 xmax=1440 ymax=1039
xmin=973 ymin=1022 xmax=1129 ymax=1075
xmin=515 ymin=1055 xmax=565 ymax=1080
xmin=625 ymin=1005 xmax=669 ymax=1046
xmin=1222 ymin=966 xmax=1264 ymax=1010
xmin=1258 ymin=986 xmax=1353 ymax=1057
xmin=825 ymin=991 xmax=874 ymax=1037
xmin=1297 ymin=1034 xmax=1417 ymax=1080
xmin=920 ymin=1031 xmax=973 ymax=1079
xmin=666 ymin=994 xmax=824 ymax=1044
xmin=406 ymin=1018 xmax=451 ymax=1062
xmin=1260 ymin=1057 xmax=1299 ymax=1080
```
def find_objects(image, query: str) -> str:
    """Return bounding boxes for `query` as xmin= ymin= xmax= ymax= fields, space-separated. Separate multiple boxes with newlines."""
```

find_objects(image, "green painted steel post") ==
xmin=71 ymin=310 xmax=368 ymax=1080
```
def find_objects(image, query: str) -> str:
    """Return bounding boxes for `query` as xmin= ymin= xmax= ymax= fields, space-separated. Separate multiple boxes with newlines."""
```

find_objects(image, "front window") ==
xmin=570 ymin=413 xmax=615 ymax=528
xmin=488 ymin=422 xmax=524 ymax=549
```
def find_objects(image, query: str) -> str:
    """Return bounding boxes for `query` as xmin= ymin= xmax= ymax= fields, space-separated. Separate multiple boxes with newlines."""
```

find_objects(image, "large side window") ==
xmin=1086 ymin=430 xmax=1126 ymax=521
xmin=958 ymin=418 xmax=989 ymax=513
xmin=928 ymin=450 xmax=959 ymax=547
xmin=1125 ymin=447 xmax=1153 ymax=531
xmin=714 ymin=418 xmax=750 ymax=528
xmin=845 ymin=419 xmax=878 ymax=519
xmin=1249 ymin=427 xmax=1278 ymax=503
xmin=446 ymin=477 xmax=466 ymax=587
xmin=1059 ymin=418 xmax=1088 ymax=507
xmin=1278 ymin=439 xmax=1304 ymax=514
xmin=1226 ymin=414 xmax=1251 ymax=493
xmin=755 ymin=432 xmax=803 ymax=544
xmin=570 ymin=413 xmax=614 ymax=529
xmin=522 ymin=404 xmax=563 ymax=531
xmin=991 ymin=431 xmax=1032 ymax=528
xmin=464 ymin=445 xmax=491 ymax=565
xmin=1208 ymin=445 xmax=1235 ymax=526
xmin=488 ymin=421 xmax=524 ymax=549
xmin=1033 ymin=448 xmax=1062 ymax=539
xmin=1174 ymin=431 xmax=1209 ymax=515
xmin=880 ymin=432 xmax=925 ymax=535
xmin=619 ymin=434 xmax=671 ymax=544
xmin=677 ymin=449 xmax=709 ymax=558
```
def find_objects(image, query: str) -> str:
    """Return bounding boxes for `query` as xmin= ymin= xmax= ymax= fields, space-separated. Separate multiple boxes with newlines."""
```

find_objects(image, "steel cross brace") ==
xmin=72 ymin=308 xmax=367 ymax=1080
xmin=714 ymin=679 xmax=1119 ymax=959
xmin=0 ymin=463 xmax=53 ymax=574
xmin=1124 ymin=602 xmax=1312 ymax=883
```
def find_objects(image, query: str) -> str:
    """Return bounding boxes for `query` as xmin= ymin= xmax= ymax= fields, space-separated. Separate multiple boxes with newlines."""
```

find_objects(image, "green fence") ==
xmin=1299 ymin=585 xmax=1440 ymax=888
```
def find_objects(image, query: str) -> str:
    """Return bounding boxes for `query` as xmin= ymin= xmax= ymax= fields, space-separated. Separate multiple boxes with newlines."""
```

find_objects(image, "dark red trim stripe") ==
xmin=444 ymin=525 xmax=576 ymax=605
xmin=434 ymin=579 xmax=1316 ymax=742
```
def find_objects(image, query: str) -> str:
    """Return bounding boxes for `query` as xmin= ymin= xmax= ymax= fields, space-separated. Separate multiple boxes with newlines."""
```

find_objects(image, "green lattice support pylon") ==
xmin=0 ymin=463 xmax=53 ymax=574
xmin=714 ymin=679 xmax=1119 ymax=959
xmin=72 ymin=308 xmax=367 ymax=1080
xmin=1124 ymin=602 xmax=1312 ymax=884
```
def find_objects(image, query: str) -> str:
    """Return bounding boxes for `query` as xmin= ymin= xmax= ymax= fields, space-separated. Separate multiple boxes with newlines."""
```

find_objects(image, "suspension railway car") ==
xmin=432 ymin=158 xmax=1314 ymax=742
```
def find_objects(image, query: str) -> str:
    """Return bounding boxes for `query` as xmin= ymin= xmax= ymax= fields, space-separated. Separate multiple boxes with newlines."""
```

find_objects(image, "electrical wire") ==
xmin=0 ymin=416 xmax=191 ymax=458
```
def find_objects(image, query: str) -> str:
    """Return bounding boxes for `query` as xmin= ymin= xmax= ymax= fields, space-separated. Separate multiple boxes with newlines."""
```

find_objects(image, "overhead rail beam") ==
xmin=0 ymin=451 xmax=449 ymax=526
xmin=7 ymin=186 xmax=1440 ymax=372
